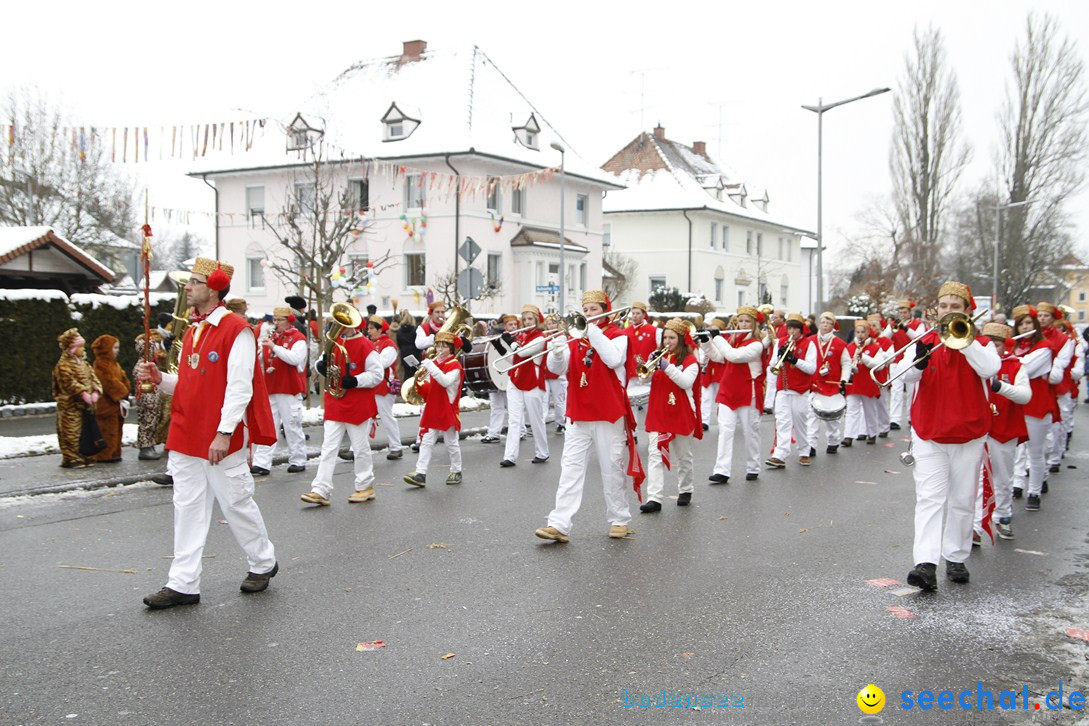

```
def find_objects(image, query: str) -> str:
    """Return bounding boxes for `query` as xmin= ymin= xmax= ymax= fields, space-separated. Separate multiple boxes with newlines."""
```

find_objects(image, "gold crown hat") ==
xmin=522 ymin=304 xmax=544 ymax=321
xmin=1011 ymin=304 xmax=1035 ymax=320
xmin=191 ymin=257 xmax=235 ymax=280
xmin=982 ymin=322 xmax=1013 ymax=339
xmin=898 ymin=299 xmax=916 ymax=309
xmin=736 ymin=305 xmax=762 ymax=322
xmin=582 ymin=289 xmax=610 ymax=308
xmin=368 ymin=314 xmax=389 ymax=331
xmin=273 ymin=306 xmax=292 ymax=317
xmin=664 ymin=318 xmax=692 ymax=337
xmin=631 ymin=300 xmax=648 ymax=312
xmin=937 ymin=281 xmax=973 ymax=307
xmin=785 ymin=313 xmax=806 ymax=324
xmin=435 ymin=331 xmax=457 ymax=345
xmin=1036 ymin=301 xmax=1059 ymax=316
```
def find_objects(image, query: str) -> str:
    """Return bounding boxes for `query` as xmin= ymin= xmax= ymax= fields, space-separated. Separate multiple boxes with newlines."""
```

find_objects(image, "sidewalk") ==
xmin=0 ymin=408 xmax=509 ymax=499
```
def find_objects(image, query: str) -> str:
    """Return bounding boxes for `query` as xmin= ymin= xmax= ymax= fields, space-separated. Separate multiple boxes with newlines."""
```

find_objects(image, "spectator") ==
xmin=52 ymin=328 xmax=102 ymax=468
xmin=396 ymin=308 xmax=419 ymax=382
xmin=91 ymin=334 xmax=131 ymax=463
xmin=134 ymin=332 xmax=170 ymax=460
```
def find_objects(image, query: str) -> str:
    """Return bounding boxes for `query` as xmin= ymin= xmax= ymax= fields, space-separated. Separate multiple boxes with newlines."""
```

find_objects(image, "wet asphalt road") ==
xmin=2 ymin=408 xmax=1088 ymax=725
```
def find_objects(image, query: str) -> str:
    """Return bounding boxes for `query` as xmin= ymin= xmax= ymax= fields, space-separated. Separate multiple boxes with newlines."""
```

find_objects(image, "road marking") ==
xmin=1014 ymin=548 xmax=1048 ymax=556
xmin=866 ymin=578 xmax=901 ymax=587
xmin=886 ymin=606 xmax=917 ymax=619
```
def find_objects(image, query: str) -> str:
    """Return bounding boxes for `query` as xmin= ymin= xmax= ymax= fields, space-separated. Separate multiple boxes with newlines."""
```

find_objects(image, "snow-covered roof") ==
xmin=0 ymin=226 xmax=53 ymax=258
xmin=191 ymin=44 xmax=620 ymax=189
xmin=0 ymin=226 xmax=116 ymax=282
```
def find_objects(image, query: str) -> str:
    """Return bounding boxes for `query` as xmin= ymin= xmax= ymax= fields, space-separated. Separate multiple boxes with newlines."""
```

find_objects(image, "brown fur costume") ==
xmin=133 ymin=332 xmax=171 ymax=447
xmin=91 ymin=335 xmax=130 ymax=461
xmin=52 ymin=328 xmax=103 ymax=467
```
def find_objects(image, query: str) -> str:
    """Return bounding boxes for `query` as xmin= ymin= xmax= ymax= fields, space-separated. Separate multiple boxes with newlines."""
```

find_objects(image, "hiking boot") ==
xmin=446 ymin=471 xmax=462 ymax=485
xmin=300 ymin=491 xmax=330 ymax=506
xmin=143 ymin=587 xmax=200 ymax=609
xmin=240 ymin=562 xmax=278 ymax=593
xmin=535 ymin=526 xmax=569 ymax=542
xmin=348 ymin=487 xmax=375 ymax=503
xmin=403 ymin=472 xmax=426 ymax=487
xmin=946 ymin=561 xmax=970 ymax=584
xmin=906 ymin=562 xmax=938 ymax=592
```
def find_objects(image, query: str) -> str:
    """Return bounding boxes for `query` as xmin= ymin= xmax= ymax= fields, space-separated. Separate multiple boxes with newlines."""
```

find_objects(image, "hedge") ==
xmin=0 ymin=290 xmax=175 ymax=404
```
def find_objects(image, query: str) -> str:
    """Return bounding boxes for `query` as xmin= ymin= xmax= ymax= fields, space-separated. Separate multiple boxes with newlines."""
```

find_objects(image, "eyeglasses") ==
xmin=189 ymin=278 xmax=208 ymax=287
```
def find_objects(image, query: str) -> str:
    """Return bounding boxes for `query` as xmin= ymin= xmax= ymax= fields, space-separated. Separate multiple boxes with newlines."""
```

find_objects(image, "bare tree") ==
xmin=431 ymin=267 xmax=502 ymax=307
xmin=603 ymin=248 xmax=638 ymax=302
xmin=889 ymin=25 xmax=972 ymax=293
xmin=156 ymin=230 xmax=206 ymax=272
xmin=0 ymin=88 xmax=137 ymax=261
xmin=989 ymin=13 xmax=1088 ymax=310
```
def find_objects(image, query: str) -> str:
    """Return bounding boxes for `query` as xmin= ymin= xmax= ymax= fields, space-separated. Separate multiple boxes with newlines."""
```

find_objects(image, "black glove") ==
xmin=315 ymin=359 xmax=327 ymax=377
xmin=490 ymin=338 xmax=506 ymax=354
xmin=340 ymin=375 xmax=358 ymax=389
xmin=991 ymin=378 xmax=1002 ymax=393
xmin=501 ymin=332 xmax=515 ymax=346
xmin=914 ymin=342 xmax=932 ymax=370
xmin=784 ymin=352 xmax=798 ymax=365
xmin=460 ymin=337 xmax=473 ymax=354
xmin=839 ymin=381 xmax=848 ymax=396
xmin=708 ymin=328 xmax=721 ymax=339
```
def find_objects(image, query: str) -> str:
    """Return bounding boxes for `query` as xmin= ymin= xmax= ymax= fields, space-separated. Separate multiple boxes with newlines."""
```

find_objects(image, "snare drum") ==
xmin=811 ymin=392 xmax=846 ymax=421
xmin=462 ymin=342 xmax=508 ymax=394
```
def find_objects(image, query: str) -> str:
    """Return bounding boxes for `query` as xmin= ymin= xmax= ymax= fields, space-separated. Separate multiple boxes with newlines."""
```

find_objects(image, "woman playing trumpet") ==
xmin=639 ymin=319 xmax=702 ymax=513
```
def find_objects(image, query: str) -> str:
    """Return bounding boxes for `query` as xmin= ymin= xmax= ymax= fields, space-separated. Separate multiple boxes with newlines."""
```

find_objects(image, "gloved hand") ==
xmin=490 ymin=338 xmax=506 ymax=353
xmin=991 ymin=378 xmax=1002 ymax=393
xmin=460 ymin=337 xmax=473 ymax=354
xmin=551 ymin=337 xmax=566 ymax=353
xmin=340 ymin=375 xmax=358 ymax=389
xmin=914 ymin=342 xmax=932 ymax=370
xmin=707 ymin=328 xmax=721 ymax=339
xmin=501 ymin=332 xmax=515 ymax=346
xmin=658 ymin=355 xmax=670 ymax=371
xmin=839 ymin=381 xmax=847 ymax=396
xmin=784 ymin=352 xmax=798 ymax=365
xmin=315 ymin=359 xmax=327 ymax=377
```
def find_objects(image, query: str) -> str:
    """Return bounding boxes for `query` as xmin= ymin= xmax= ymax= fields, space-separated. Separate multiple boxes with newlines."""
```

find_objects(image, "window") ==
xmin=246 ymin=186 xmax=264 ymax=223
xmin=486 ymin=252 xmax=502 ymax=286
xmin=710 ymin=223 xmax=717 ymax=248
xmin=778 ymin=237 xmax=784 ymax=260
xmin=780 ymin=282 xmax=789 ymax=306
xmin=388 ymin=121 xmax=404 ymax=139
xmin=737 ymin=290 xmax=746 ymax=307
xmin=602 ymin=223 xmax=611 ymax=247
xmin=349 ymin=179 xmax=370 ymax=213
xmin=756 ymin=232 xmax=763 ymax=257
xmin=1079 ymin=291 xmax=1087 ymax=303
xmin=525 ymin=131 xmax=536 ymax=147
xmin=579 ymin=262 xmax=587 ymax=291
xmin=649 ymin=275 xmax=666 ymax=293
xmin=721 ymin=224 xmax=729 ymax=252
xmin=758 ymin=281 xmax=767 ymax=302
xmin=486 ymin=176 xmax=501 ymax=212
xmin=404 ymin=174 xmax=425 ymax=210
xmin=404 ymin=252 xmax=426 ymax=287
xmin=247 ymin=256 xmax=265 ymax=292
xmin=714 ymin=278 xmax=723 ymax=302
xmin=511 ymin=188 xmax=524 ymax=216
xmin=746 ymin=230 xmax=753 ymax=255
xmin=382 ymin=102 xmax=420 ymax=142
xmin=294 ymin=182 xmax=315 ymax=215
xmin=576 ymin=194 xmax=588 ymax=226
xmin=1080 ymin=310 xmax=1087 ymax=322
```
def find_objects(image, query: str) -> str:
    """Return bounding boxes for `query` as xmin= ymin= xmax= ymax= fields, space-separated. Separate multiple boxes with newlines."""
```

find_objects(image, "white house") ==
xmin=190 ymin=40 xmax=621 ymax=317
xmin=602 ymin=126 xmax=813 ymax=313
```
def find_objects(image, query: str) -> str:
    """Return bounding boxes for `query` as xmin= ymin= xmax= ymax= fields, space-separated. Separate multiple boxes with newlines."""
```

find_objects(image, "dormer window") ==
xmin=286 ymin=113 xmax=324 ymax=152
xmin=512 ymin=113 xmax=541 ymax=150
xmin=382 ymin=102 xmax=420 ymax=142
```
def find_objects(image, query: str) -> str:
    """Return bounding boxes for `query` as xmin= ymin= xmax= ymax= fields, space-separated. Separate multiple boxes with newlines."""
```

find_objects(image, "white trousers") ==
xmin=763 ymin=374 xmax=776 ymax=411
xmin=713 ymin=404 xmax=761 ymax=477
xmin=911 ymin=432 xmax=985 ymax=566
xmin=1046 ymin=393 xmax=1074 ymax=466
xmin=701 ymin=383 xmax=719 ymax=427
xmin=416 ymin=427 xmax=461 ymax=474
xmin=1012 ymin=414 xmax=1051 ymax=496
xmin=975 ymin=437 xmax=1017 ymax=529
xmin=645 ymin=432 xmax=693 ymax=503
xmin=773 ymin=391 xmax=812 ymax=460
xmin=252 ymin=393 xmax=306 ymax=469
xmin=546 ymin=419 xmax=630 ymax=534
xmin=844 ymin=395 xmax=879 ymax=439
xmin=807 ymin=405 xmax=844 ymax=449
xmin=375 ymin=393 xmax=403 ymax=453
xmin=311 ymin=418 xmax=375 ymax=497
xmin=545 ymin=378 xmax=568 ymax=424
xmin=875 ymin=387 xmax=891 ymax=433
xmin=889 ymin=379 xmax=915 ymax=426
xmin=487 ymin=390 xmax=507 ymax=438
xmin=166 ymin=448 xmax=276 ymax=595
xmin=504 ymin=387 xmax=549 ymax=461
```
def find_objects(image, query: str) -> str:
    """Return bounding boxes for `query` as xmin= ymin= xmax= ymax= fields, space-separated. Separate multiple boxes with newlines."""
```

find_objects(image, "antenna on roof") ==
xmin=629 ymin=67 xmax=667 ymax=132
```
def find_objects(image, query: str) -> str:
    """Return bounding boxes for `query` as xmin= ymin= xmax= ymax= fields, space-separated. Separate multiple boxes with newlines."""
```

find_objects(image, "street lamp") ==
xmin=802 ymin=87 xmax=891 ymax=312
xmin=550 ymin=141 xmax=566 ymax=310
xmin=993 ymin=199 xmax=1035 ymax=312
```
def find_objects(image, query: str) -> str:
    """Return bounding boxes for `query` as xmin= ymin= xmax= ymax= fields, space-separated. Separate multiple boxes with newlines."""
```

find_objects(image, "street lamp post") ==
xmin=802 ymin=88 xmax=891 ymax=312
xmin=550 ymin=141 xmax=566 ymax=311
xmin=993 ymin=199 xmax=1034 ymax=313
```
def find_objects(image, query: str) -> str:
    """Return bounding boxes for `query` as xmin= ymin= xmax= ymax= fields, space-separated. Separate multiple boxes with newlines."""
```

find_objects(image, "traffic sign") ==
xmin=458 ymin=237 xmax=481 ymax=265
xmin=457 ymin=267 xmax=485 ymax=299
xmin=536 ymin=284 xmax=560 ymax=293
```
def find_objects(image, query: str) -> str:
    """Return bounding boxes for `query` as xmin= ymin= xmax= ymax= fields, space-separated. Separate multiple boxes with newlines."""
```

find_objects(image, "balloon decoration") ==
xmin=327 ymin=250 xmax=395 ymax=302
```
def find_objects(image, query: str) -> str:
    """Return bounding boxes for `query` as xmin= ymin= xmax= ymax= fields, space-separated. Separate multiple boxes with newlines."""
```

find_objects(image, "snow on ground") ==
xmin=0 ymin=424 xmax=138 ymax=460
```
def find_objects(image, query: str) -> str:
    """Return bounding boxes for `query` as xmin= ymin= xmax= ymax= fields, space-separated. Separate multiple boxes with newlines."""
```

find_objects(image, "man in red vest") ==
xmin=767 ymin=314 xmax=816 ymax=468
xmin=901 ymin=281 xmax=1000 ymax=591
xmin=1037 ymin=302 xmax=1076 ymax=474
xmin=137 ymin=257 xmax=278 ymax=609
xmin=251 ymin=306 xmax=308 ymax=476
xmin=366 ymin=314 xmax=404 ymax=460
xmin=535 ymin=290 xmax=643 ymax=542
xmin=501 ymin=305 xmax=550 ymax=467
xmin=806 ymin=311 xmax=850 ymax=454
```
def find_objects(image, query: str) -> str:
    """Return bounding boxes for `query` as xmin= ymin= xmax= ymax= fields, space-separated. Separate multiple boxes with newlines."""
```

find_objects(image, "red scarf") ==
xmin=190 ymin=301 xmax=225 ymax=324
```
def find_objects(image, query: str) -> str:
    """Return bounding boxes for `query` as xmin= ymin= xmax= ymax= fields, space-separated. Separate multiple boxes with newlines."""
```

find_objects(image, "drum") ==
xmin=462 ymin=342 xmax=507 ymax=395
xmin=811 ymin=392 xmax=846 ymax=420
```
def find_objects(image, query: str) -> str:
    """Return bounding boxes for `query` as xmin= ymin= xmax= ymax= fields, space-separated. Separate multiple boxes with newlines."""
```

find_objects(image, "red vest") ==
xmin=1013 ymin=339 xmax=1054 ymax=420
xmin=263 ymin=328 xmax=306 ymax=395
xmin=812 ymin=335 xmax=847 ymax=396
xmin=774 ymin=336 xmax=813 ymax=394
xmin=715 ymin=335 xmax=764 ymax=410
xmin=167 ymin=312 xmax=276 ymax=459
xmin=891 ymin=328 xmax=911 ymax=362
xmin=871 ymin=337 xmax=892 ymax=384
xmin=373 ymin=335 xmax=398 ymax=396
xmin=645 ymin=353 xmax=698 ymax=436
xmin=911 ymin=333 xmax=993 ymax=443
xmin=990 ymin=357 xmax=1028 ymax=444
xmin=845 ymin=341 xmax=880 ymax=398
xmin=323 ymin=335 xmax=378 ymax=425
xmin=566 ymin=325 xmax=627 ymax=423
xmin=509 ymin=329 xmax=547 ymax=391
xmin=701 ymin=359 xmax=724 ymax=388
xmin=419 ymin=356 xmax=462 ymax=431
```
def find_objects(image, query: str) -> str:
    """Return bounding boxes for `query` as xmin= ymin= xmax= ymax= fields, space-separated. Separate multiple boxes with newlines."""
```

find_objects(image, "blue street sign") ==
xmin=536 ymin=284 xmax=560 ymax=293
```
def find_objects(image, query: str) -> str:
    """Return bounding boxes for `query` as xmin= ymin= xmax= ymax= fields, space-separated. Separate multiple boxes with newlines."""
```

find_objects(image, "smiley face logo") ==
xmin=856 ymin=684 xmax=885 ymax=715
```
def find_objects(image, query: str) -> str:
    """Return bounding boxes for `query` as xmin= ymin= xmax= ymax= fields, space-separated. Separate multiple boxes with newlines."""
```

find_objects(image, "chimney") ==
xmin=401 ymin=40 xmax=427 ymax=63
xmin=692 ymin=141 xmax=706 ymax=157
xmin=653 ymin=124 xmax=666 ymax=140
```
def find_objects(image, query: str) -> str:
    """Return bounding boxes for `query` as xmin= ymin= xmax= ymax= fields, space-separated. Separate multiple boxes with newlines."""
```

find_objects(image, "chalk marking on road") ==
xmin=58 ymin=564 xmax=136 ymax=574
xmin=1066 ymin=628 xmax=1089 ymax=642
xmin=865 ymin=577 xmax=901 ymax=587
xmin=855 ymin=480 xmax=878 ymax=485
xmin=1014 ymin=548 xmax=1048 ymax=556
xmin=388 ymin=548 xmax=413 ymax=559
xmin=888 ymin=586 xmax=919 ymax=597
xmin=886 ymin=606 xmax=917 ymax=619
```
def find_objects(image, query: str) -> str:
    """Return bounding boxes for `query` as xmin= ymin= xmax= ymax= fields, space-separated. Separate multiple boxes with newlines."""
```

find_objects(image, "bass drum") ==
xmin=462 ymin=342 xmax=507 ymax=395
xmin=811 ymin=392 xmax=846 ymax=421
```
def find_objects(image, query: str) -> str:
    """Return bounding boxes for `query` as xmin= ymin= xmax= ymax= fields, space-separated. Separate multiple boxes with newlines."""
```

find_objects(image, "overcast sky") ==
xmin=4 ymin=0 xmax=1088 ymax=272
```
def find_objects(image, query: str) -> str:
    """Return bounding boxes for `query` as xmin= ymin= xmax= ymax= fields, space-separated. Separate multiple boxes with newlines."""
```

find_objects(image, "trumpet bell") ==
xmin=330 ymin=302 xmax=363 ymax=330
xmin=938 ymin=312 xmax=975 ymax=351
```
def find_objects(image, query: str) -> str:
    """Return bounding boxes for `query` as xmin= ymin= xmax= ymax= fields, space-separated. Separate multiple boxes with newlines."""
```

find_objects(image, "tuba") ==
xmin=165 ymin=270 xmax=192 ymax=374
xmin=322 ymin=302 xmax=364 ymax=399
xmin=401 ymin=302 xmax=474 ymax=405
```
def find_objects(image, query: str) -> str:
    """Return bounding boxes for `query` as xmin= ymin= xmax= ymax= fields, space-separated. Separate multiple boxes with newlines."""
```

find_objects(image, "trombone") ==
xmin=491 ymin=306 xmax=633 ymax=374
xmin=693 ymin=328 xmax=752 ymax=343
xmin=873 ymin=309 xmax=989 ymax=388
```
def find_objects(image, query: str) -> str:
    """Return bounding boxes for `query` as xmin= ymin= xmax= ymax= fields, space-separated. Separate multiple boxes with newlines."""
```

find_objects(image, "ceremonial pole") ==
xmin=139 ymin=190 xmax=154 ymax=394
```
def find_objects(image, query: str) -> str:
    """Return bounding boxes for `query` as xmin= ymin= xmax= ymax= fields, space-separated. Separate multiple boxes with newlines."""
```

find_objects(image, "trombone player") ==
xmin=899 ymin=282 xmax=1000 ymax=593
xmin=766 ymin=314 xmax=817 ymax=469
xmin=500 ymin=305 xmax=551 ymax=467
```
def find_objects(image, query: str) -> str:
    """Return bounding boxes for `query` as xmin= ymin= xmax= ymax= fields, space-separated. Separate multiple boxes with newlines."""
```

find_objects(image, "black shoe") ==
xmin=639 ymin=500 xmax=662 ymax=513
xmin=500 ymin=459 xmax=516 ymax=468
xmin=702 ymin=423 xmax=710 ymax=431
xmin=446 ymin=472 xmax=462 ymax=485
xmin=745 ymin=473 xmax=758 ymax=481
xmin=144 ymin=586 xmax=200 ymax=609
xmin=1049 ymin=464 xmax=1060 ymax=473
xmin=879 ymin=431 xmax=889 ymax=438
xmin=240 ymin=562 xmax=278 ymax=593
xmin=1012 ymin=486 xmax=1023 ymax=499
xmin=856 ymin=435 xmax=868 ymax=442
xmin=946 ymin=561 xmax=970 ymax=584
xmin=531 ymin=456 xmax=549 ymax=464
xmin=138 ymin=447 xmax=161 ymax=460
xmin=403 ymin=472 xmax=426 ymax=487
xmin=826 ymin=445 xmax=838 ymax=454
xmin=906 ymin=562 xmax=938 ymax=592
xmin=151 ymin=474 xmax=173 ymax=486
xmin=286 ymin=464 xmax=305 ymax=473
xmin=809 ymin=447 xmax=817 ymax=458
xmin=338 ymin=450 xmax=354 ymax=461
xmin=677 ymin=492 xmax=692 ymax=506
xmin=708 ymin=473 xmax=729 ymax=484
xmin=1025 ymin=494 xmax=1041 ymax=511
xmin=1041 ymin=480 xmax=1049 ymax=494
xmin=386 ymin=449 xmax=404 ymax=460
xmin=866 ymin=437 xmax=876 ymax=445
xmin=890 ymin=422 xmax=901 ymax=430
xmin=250 ymin=466 xmax=270 ymax=476
xmin=480 ymin=435 xmax=501 ymax=444
xmin=410 ymin=443 xmax=420 ymax=453
xmin=556 ymin=424 xmax=565 ymax=434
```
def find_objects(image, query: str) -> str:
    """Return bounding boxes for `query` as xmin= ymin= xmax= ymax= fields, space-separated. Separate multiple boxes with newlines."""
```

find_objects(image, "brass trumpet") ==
xmin=402 ymin=302 xmax=474 ymax=405
xmin=874 ymin=309 xmax=989 ymax=388
xmin=770 ymin=337 xmax=797 ymax=376
xmin=636 ymin=346 xmax=669 ymax=378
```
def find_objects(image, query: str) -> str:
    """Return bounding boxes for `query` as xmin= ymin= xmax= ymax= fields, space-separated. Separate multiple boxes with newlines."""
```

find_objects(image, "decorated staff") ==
xmin=500 ymin=305 xmax=550 ymax=468
xmin=1008 ymin=305 xmax=1053 ymax=511
xmin=766 ymin=314 xmax=816 ymax=469
xmin=639 ymin=318 xmax=701 ymax=513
